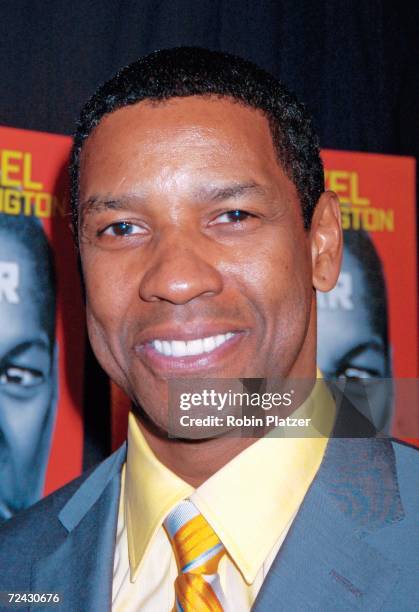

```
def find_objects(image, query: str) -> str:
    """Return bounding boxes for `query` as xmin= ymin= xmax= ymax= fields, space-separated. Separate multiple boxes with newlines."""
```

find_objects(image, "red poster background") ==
xmin=322 ymin=150 xmax=418 ymax=442
xmin=0 ymin=126 xmax=84 ymax=494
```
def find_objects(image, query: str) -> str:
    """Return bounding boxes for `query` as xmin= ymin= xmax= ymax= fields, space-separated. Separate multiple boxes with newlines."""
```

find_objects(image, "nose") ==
xmin=139 ymin=231 xmax=224 ymax=304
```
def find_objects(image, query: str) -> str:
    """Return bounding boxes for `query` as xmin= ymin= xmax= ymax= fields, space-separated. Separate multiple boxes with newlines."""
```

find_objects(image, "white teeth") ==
xmin=162 ymin=340 xmax=172 ymax=356
xmin=203 ymin=337 xmax=216 ymax=352
xmin=171 ymin=340 xmax=186 ymax=357
xmin=187 ymin=339 xmax=205 ymax=355
xmin=151 ymin=332 xmax=235 ymax=357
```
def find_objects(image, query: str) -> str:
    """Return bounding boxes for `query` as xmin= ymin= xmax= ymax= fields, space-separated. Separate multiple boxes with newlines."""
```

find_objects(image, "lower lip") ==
xmin=135 ymin=332 xmax=246 ymax=374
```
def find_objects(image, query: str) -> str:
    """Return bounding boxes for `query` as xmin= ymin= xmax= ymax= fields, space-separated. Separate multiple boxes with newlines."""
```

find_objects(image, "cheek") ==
xmin=84 ymin=233 xmax=146 ymax=287
xmin=84 ymin=256 xmax=135 ymax=334
xmin=85 ymin=304 xmax=124 ymax=369
xmin=85 ymin=291 xmax=136 ymax=392
xmin=228 ymin=238 xmax=312 ymax=315
xmin=0 ymin=390 xmax=52 ymax=458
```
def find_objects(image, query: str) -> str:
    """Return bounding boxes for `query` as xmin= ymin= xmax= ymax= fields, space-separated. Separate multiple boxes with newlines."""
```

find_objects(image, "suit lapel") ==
xmin=30 ymin=445 xmax=126 ymax=612
xmin=252 ymin=472 xmax=401 ymax=611
xmin=253 ymin=399 xmax=404 ymax=611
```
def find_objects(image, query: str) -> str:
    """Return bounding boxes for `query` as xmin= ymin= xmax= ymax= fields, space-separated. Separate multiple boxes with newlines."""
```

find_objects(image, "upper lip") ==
xmin=134 ymin=323 xmax=247 ymax=346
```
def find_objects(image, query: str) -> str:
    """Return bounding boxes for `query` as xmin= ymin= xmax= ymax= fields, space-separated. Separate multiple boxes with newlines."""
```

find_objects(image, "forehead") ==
xmin=85 ymin=95 xmax=274 ymax=149
xmin=0 ymin=233 xmax=40 ymax=284
xmin=79 ymin=96 xmax=288 ymax=192
xmin=318 ymin=248 xmax=381 ymax=351
xmin=0 ymin=234 xmax=47 ymax=322
xmin=341 ymin=249 xmax=372 ymax=306
xmin=321 ymin=251 xmax=369 ymax=315
xmin=0 ymin=231 xmax=30 ymax=257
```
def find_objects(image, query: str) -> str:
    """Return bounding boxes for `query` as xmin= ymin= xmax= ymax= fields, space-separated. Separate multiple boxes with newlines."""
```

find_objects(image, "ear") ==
xmin=310 ymin=191 xmax=342 ymax=291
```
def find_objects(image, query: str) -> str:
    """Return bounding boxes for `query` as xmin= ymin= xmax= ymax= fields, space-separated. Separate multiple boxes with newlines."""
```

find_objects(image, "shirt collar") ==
xmin=125 ymin=413 xmax=193 ymax=577
xmin=125 ymin=371 xmax=335 ymax=583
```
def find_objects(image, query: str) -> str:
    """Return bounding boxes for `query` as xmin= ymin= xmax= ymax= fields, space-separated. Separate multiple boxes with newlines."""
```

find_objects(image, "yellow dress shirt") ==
xmin=112 ymin=375 xmax=335 ymax=611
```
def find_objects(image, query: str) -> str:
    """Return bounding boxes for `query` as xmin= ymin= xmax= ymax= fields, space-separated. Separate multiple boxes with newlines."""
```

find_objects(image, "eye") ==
xmin=213 ymin=210 xmax=255 ymax=224
xmin=338 ymin=367 xmax=376 ymax=380
xmin=0 ymin=366 xmax=45 ymax=387
xmin=100 ymin=221 xmax=145 ymax=237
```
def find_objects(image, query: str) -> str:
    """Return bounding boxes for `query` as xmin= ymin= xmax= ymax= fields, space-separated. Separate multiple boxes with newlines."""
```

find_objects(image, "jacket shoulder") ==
xmin=0 ymin=445 xmax=125 ymax=595
xmin=0 ymin=470 xmax=94 ymax=594
xmin=0 ymin=467 xmax=94 ymax=559
xmin=0 ymin=443 xmax=126 ymax=556
xmin=392 ymin=439 xmax=419 ymax=508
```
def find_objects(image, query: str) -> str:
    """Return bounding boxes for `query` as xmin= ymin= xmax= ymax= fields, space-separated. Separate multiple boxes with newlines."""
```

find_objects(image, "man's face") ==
xmin=317 ymin=248 xmax=388 ymax=379
xmin=0 ymin=233 xmax=56 ymax=521
xmin=78 ymin=97 xmax=320 ymax=432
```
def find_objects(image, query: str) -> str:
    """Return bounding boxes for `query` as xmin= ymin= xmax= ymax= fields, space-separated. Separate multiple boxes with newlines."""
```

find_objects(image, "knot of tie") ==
xmin=164 ymin=500 xmax=226 ymax=611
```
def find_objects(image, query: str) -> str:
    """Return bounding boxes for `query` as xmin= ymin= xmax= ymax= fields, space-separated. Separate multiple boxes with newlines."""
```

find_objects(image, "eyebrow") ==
xmin=0 ymin=339 xmax=51 ymax=366
xmin=79 ymin=182 xmax=267 ymax=219
xmin=79 ymin=196 xmax=131 ymax=217
xmin=195 ymin=182 xmax=268 ymax=202
xmin=337 ymin=340 xmax=386 ymax=367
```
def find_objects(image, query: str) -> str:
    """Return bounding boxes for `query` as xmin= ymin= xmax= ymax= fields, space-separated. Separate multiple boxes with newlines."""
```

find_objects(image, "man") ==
xmin=0 ymin=213 xmax=57 ymax=522
xmin=317 ymin=229 xmax=393 ymax=433
xmin=0 ymin=48 xmax=418 ymax=611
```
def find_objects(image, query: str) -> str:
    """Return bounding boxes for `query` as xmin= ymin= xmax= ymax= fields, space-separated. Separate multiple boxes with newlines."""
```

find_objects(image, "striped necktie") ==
xmin=164 ymin=500 xmax=226 ymax=611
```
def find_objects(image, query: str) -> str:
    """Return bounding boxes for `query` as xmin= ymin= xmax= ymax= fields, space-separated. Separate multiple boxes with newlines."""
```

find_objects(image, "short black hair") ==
xmin=0 ymin=214 xmax=56 ymax=348
xmin=70 ymin=46 xmax=324 ymax=237
xmin=343 ymin=229 xmax=391 ymax=372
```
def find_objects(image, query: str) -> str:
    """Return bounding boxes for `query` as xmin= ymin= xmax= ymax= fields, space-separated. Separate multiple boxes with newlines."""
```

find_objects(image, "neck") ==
xmin=136 ymin=364 xmax=318 ymax=487
xmin=138 ymin=423 xmax=256 ymax=487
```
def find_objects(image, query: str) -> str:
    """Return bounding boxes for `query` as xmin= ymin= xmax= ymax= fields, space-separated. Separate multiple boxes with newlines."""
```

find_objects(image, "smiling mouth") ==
xmin=149 ymin=332 xmax=236 ymax=358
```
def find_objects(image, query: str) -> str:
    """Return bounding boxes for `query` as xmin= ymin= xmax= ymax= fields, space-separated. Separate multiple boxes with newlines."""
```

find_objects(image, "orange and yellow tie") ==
xmin=164 ymin=500 xmax=226 ymax=612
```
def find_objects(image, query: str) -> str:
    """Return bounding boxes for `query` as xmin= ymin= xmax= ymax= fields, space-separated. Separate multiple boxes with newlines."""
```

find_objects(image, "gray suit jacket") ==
xmin=0 ymin=404 xmax=418 ymax=612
